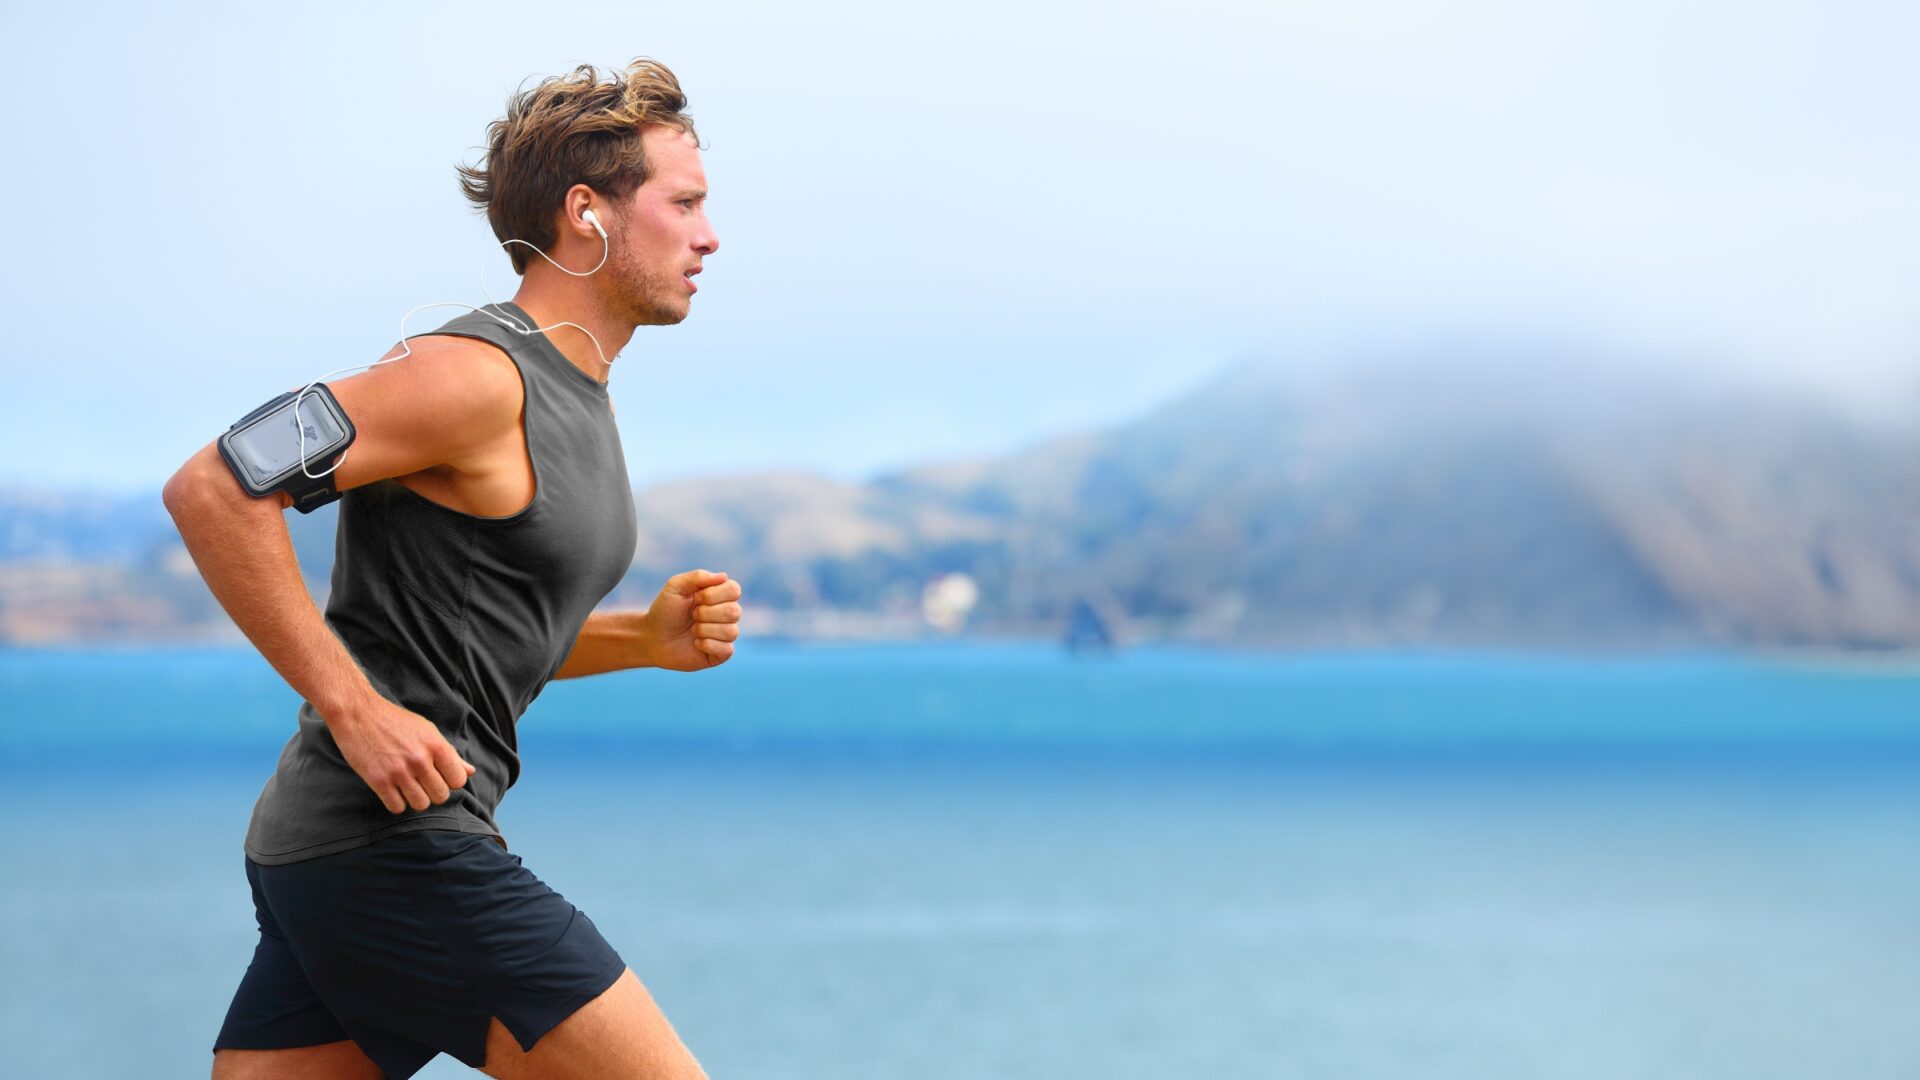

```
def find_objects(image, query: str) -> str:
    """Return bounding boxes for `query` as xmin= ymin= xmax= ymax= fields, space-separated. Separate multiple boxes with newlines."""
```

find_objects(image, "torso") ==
xmin=245 ymin=301 xmax=637 ymax=866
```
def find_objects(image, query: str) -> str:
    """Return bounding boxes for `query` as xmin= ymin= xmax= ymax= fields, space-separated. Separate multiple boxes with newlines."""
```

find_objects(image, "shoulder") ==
xmin=351 ymin=334 xmax=524 ymax=429
xmin=317 ymin=333 xmax=527 ymax=487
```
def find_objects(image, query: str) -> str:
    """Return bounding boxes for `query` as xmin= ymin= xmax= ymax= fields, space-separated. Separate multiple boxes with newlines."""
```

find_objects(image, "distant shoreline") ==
xmin=6 ymin=632 xmax=1920 ymax=676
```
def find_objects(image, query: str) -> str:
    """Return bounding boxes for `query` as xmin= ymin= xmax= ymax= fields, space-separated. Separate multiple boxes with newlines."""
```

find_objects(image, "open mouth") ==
xmin=684 ymin=266 xmax=702 ymax=293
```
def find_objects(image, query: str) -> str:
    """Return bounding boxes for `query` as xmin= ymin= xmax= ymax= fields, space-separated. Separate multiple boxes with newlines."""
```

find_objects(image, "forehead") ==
xmin=639 ymin=125 xmax=705 ymax=189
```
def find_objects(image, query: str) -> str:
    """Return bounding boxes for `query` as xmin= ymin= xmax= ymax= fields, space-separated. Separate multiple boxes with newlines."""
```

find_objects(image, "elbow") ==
xmin=163 ymin=451 xmax=217 ymax=517
xmin=163 ymin=445 xmax=247 ymax=520
xmin=161 ymin=468 xmax=194 ymax=515
xmin=165 ymin=448 xmax=293 ymax=520
xmin=162 ymin=465 xmax=198 ymax=518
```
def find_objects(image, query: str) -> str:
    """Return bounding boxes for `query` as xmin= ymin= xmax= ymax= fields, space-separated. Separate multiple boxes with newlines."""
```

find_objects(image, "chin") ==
xmin=629 ymin=297 xmax=691 ymax=327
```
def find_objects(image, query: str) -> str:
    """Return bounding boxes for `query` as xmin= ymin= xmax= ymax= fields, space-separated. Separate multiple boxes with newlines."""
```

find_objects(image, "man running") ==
xmin=163 ymin=58 xmax=732 ymax=1079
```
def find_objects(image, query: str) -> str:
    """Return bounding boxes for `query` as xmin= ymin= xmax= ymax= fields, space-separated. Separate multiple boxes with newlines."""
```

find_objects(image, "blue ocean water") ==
xmin=3 ymin=640 xmax=1918 ymax=1079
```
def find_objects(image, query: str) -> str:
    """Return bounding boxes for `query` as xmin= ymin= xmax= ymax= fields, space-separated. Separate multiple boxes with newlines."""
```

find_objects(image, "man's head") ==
xmin=458 ymin=58 xmax=718 ymax=325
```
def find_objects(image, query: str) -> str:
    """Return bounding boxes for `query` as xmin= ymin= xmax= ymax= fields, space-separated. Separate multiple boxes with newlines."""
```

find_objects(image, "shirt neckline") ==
xmin=494 ymin=301 xmax=611 ymax=398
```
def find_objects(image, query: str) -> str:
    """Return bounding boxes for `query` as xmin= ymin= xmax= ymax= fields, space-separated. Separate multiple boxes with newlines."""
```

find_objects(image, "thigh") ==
xmin=478 ymin=967 xmax=709 ymax=1080
xmin=212 ymin=1041 xmax=384 ymax=1080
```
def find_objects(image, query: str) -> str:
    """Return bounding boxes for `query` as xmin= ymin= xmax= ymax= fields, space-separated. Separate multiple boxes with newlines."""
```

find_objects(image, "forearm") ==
xmin=162 ymin=448 xmax=380 ymax=724
xmin=553 ymin=609 xmax=652 ymax=679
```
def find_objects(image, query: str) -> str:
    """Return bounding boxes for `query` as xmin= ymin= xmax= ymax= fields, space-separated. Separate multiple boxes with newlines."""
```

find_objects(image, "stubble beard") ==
xmin=606 ymin=246 xmax=690 ymax=327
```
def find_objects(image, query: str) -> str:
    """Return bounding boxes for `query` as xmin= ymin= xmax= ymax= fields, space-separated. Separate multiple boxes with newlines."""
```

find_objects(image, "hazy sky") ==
xmin=3 ymin=0 xmax=1916 ymax=494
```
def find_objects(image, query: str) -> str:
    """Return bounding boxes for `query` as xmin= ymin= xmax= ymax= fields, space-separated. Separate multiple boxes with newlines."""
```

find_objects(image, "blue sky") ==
xmin=3 ymin=0 xmax=1916 ymax=494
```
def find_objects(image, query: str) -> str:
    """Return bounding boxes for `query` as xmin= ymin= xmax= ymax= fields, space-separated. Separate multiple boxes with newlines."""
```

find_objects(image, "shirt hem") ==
xmin=245 ymin=814 xmax=507 ymax=866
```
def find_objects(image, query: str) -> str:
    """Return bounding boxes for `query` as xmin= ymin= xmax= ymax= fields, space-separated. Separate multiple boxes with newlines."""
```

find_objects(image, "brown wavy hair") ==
xmin=458 ymin=58 xmax=701 ymax=274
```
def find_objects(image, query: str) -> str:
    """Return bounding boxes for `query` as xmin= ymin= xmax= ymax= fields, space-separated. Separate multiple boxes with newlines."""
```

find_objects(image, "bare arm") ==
xmin=162 ymin=336 xmax=524 ymax=812
xmin=552 ymin=570 xmax=744 ymax=680
xmin=553 ymin=610 xmax=651 ymax=680
xmin=162 ymin=446 xmax=382 ymax=721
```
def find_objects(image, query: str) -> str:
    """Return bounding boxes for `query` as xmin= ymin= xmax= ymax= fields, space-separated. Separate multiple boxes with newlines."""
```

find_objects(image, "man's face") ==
xmin=600 ymin=124 xmax=719 ymax=326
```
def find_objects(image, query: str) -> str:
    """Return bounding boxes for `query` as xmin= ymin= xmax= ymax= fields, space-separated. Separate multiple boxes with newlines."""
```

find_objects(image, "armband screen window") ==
xmin=217 ymin=386 xmax=356 ymax=499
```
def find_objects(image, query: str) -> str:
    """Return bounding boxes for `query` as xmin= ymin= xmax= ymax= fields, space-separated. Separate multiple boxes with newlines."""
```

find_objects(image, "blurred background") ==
xmin=3 ymin=1 xmax=1918 ymax=1077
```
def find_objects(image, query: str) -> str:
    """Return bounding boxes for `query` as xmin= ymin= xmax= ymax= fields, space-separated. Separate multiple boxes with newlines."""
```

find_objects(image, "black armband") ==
xmin=216 ymin=384 xmax=358 ymax=514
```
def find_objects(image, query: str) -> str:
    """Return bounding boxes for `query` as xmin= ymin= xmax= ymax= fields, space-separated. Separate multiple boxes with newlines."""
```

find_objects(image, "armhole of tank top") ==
xmin=394 ymin=329 xmax=542 ymax=527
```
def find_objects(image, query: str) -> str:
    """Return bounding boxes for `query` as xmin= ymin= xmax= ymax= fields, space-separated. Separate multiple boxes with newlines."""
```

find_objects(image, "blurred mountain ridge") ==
xmin=4 ymin=349 xmax=1916 ymax=648
xmin=626 ymin=350 xmax=1920 ymax=648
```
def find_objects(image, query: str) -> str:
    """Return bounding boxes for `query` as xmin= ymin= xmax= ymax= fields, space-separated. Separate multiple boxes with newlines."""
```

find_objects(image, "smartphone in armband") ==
xmin=217 ymin=384 xmax=358 ymax=514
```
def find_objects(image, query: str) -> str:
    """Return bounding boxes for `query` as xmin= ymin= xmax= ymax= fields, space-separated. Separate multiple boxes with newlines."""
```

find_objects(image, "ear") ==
xmin=561 ymin=183 xmax=604 ymax=240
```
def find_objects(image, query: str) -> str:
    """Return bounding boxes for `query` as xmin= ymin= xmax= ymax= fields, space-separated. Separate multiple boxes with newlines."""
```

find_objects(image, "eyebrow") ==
xmin=672 ymin=188 xmax=707 ymax=201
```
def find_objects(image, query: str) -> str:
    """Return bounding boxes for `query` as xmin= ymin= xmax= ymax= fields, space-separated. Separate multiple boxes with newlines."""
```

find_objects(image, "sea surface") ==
xmin=3 ymin=640 xmax=1918 ymax=1079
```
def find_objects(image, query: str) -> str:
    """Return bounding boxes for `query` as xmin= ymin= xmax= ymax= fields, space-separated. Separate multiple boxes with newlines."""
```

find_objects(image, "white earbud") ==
xmin=583 ymin=208 xmax=607 ymax=239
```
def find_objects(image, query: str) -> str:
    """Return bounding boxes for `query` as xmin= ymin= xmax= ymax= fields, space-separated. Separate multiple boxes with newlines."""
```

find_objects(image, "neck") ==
xmin=507 ymin=265 xmax=637 ymax=384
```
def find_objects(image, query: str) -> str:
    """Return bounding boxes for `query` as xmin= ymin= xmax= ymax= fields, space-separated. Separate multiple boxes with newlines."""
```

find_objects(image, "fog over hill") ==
xmin=3 ymin=352 xmax=1916 ymax=648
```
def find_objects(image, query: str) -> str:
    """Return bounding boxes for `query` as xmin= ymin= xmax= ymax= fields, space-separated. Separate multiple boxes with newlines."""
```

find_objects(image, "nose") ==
xmin=696 ymin=220 xmax=718 ymax=257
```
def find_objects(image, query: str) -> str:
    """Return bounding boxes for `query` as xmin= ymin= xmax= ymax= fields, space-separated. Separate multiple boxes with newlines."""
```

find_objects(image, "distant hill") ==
xmin=619 ymin=355 xmax=1920 ymax=648
xmin=4 ymin=354 xmax=1915 ymax=648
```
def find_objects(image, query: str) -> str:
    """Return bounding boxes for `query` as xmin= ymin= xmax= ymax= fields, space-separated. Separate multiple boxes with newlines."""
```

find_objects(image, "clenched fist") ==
xmin=642 ymin=569 xmax=742 ymax=671
xmin=328 ymin=698 xmax=478 ymax=814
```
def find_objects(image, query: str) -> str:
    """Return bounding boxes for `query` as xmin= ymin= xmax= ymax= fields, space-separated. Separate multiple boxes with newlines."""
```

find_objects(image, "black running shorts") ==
xmin=212 ymin=829 xmax=628 ymax=1078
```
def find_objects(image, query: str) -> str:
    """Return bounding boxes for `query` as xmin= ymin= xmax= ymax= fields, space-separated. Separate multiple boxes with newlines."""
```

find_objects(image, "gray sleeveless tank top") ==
xmin=244 ymin=300 xmax=637 ymax=865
